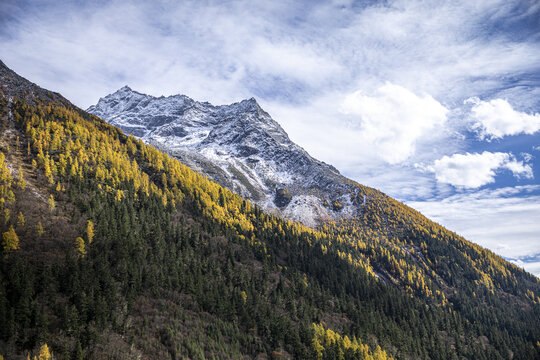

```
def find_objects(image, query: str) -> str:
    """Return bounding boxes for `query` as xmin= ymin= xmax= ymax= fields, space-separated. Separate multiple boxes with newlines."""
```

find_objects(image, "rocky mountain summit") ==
xmin=88 ymin=87 xmax=365 ymax=226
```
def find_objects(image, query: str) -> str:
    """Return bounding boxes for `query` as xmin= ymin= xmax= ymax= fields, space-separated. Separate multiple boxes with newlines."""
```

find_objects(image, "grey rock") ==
xmin=88 ymin=87 xmax=368 ymax=226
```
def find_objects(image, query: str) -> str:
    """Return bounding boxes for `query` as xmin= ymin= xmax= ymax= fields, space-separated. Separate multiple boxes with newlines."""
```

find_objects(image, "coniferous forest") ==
xmin=0 ymin=61 xmax=539 ymax=359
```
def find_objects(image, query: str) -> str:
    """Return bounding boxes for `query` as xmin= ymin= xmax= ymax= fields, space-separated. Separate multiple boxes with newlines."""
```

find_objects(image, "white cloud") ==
xmin=340 ymin=83 xmax=448 ymax=164
xmin=521 ymin=152 xmax=533 ymax=162
xmin=2 ymin=1 xmax=539 ymax=111
xmin=407 ymin=185 xmax=540 ymax=276
xmin=1 ymin=0 xmax=539 ymax=279
xmin=1 ymin=0 xmax=539 ymax=204
xmin=431 ymin=151 xmax=533 ymax=188
xmin=467 ymin=97 xmax=540 ymax=139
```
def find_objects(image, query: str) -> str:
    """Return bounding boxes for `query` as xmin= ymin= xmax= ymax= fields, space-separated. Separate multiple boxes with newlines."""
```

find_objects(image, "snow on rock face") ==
xmin=282 ymin=195 xmax=334 ymax=228
xmin=88 ymin=87 xmax=364 ymax=226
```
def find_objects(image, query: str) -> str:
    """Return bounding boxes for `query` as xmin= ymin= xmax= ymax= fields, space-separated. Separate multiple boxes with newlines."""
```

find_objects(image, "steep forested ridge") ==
xmin=0 ymin=61 xmax=539 ymax=359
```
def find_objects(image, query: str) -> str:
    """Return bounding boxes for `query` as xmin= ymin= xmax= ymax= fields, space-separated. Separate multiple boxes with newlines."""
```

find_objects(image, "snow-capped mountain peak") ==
xmin=88 ymin=87 xmax=359 ymax=226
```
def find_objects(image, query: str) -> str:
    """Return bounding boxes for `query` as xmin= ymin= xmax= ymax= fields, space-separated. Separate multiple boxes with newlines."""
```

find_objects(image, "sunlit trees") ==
xmin=48 ymin=195 xmax=55 ymax=212
xmin=16 ymin=212 xmax=25 ymax=228
xmin=2 ymin=225 xmax=19 ymax=252
xmin=312 ymin=323 xmax=393 ymax=360
xmin=38 ymin=344 xmax=51 ymax=360
xmin=75 ymin=237 xmax=86 ymax=258
xmin=36 ymin=221 xmax=44 ymax=237
xmin=16 ymin=166 xmax=26 ymax=190
xmin=86 ymin=220 xmax=94 ymax=244
xmin=0 ymin=95 xmax=537 ymax=360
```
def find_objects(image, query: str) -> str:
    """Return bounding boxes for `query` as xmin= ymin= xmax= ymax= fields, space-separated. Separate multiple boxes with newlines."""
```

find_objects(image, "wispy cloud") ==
xmin=1 ymin=0 xmax=537 ymax=183
xmin=407 ymin=185 xmax=540 ymax=276
xmin=2 ymin=1 xmax=539 ymax=107
xmin=1 ymin=0 xmax=539 ymax=263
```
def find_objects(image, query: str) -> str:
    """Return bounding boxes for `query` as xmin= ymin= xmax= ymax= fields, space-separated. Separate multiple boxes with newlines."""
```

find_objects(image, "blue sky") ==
xmin=1 ymin=0 xmax=540 ymax=275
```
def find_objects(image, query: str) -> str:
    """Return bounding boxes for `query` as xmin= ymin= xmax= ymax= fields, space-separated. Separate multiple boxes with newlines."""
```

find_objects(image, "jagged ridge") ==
xmin=88 ymin=87 xmax=360 ymax=227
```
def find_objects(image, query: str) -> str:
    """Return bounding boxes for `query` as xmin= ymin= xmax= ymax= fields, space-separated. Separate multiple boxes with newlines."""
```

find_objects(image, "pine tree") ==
xmin=74 ymin=341 xmax=83 ymax=360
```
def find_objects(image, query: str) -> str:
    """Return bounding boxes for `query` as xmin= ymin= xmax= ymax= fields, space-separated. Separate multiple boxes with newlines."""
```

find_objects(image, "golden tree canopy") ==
xmin=2 ymin=225 xmax=19 ymax=252
xmin=38 ymin=344 xmax=51 ymax=360
xmin=75 ymin=237 xmax=86 ymax=258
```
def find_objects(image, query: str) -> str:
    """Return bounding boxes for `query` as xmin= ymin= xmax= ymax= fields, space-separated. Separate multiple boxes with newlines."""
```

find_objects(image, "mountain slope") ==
xmin=1 ymin=60 xmax=540 ymax=360
xmin=88 ymin=87 xmax=361 ymax=227
xmin=87 ymin=86 xmax=540 ymax=303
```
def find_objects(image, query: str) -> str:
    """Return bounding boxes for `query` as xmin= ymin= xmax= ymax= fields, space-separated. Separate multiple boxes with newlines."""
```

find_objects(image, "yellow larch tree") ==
xmin=2 ymin=225 xmax=19 ymax=252
xmin=38 ymin=343 xmax=51 ymax=360
xmin=36 ymin=221 xmax=44 ymax=237
xmin=86 ymin=220 xmax=94 ymax=244
xmin=48 ymin=195 xmax=55 ymax=212
xmin=75 ymin=237 xmax=86 ymax=258
xmin=17 ymin=211 xmax=25 ymax=227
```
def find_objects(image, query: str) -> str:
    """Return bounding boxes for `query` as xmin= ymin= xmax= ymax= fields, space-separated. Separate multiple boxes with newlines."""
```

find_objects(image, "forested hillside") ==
xmin=0 ymin=61 xmax=539 ymax=359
